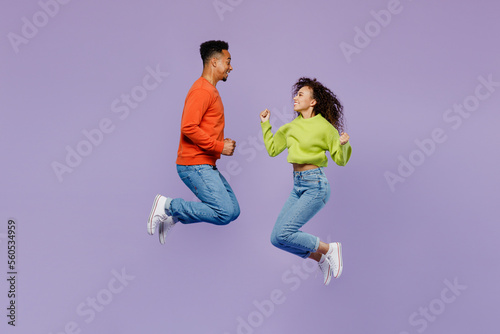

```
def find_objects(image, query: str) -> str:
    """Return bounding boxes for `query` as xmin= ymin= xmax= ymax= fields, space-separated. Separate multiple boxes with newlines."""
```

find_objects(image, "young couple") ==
xmin=147 ymin=40 xmax=352 ymax=285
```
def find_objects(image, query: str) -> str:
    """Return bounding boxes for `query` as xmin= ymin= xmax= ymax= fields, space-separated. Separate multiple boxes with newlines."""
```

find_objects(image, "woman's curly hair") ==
xmin=292 ymin=77 xmax=345 ymax=133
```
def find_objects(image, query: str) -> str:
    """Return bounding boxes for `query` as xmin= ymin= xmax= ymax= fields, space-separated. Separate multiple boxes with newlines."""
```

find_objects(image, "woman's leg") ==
xmin=309 ymin=241 xmax=330 ymax=262
xmin=270 ymin=170 xmax=330 ymax=258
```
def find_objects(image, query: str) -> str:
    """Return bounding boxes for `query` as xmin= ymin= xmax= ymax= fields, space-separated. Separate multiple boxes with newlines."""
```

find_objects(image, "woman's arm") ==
xmin=260 ymin=109 xmax=287 ymax=157
xmin=328 ymin=130 xmax=352 ymax=166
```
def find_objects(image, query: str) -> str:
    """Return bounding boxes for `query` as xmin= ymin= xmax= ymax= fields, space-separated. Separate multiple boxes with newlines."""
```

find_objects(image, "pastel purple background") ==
xmin=1 ymin=0 xmax=499 ymax=333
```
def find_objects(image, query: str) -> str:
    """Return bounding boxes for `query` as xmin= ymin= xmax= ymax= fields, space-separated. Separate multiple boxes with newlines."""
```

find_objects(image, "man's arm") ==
xmin=180 ymin=89 xmax=224 ymax=154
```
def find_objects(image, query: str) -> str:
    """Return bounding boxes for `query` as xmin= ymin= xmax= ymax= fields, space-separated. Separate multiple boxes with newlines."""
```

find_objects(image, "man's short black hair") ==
xmin=200 ymin=40 xmax=229 ymax=65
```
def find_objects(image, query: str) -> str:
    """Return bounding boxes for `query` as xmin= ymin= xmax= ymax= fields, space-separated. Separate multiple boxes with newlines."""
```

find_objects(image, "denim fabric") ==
xmin=270 ymin=168 xmax=330 ymax=258
xmin=169 ymin=164 xmax=240 ymax=225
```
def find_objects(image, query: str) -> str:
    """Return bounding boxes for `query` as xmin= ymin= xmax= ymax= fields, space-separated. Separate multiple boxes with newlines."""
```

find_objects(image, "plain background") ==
xmin=1 ymin=0 xmax=499 ymax=333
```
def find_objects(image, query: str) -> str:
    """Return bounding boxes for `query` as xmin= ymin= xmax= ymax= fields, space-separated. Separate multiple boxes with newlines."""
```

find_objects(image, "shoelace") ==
xmin=156 ymin=213 xmax=168 ymax=223
xmin=327 ymin=254 xmax=339 ymax=277
xmin=318 ymin=260 xmax=330 ymax=283
xmin=152 ymin=214 xmax=168 ymax=233
xmin=161 ymin=218 xmax=176 ymax=236
xmin=164 ymin=220 xmax=175 ymax=233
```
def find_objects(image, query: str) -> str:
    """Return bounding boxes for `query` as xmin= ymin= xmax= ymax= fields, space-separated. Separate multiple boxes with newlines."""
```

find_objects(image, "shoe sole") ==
xmin=335 ymin=242 xmax=343 ymax=278
xmin=148 ymin=194 xmax=161 ymax=235
xmin=159 ymin=221 xmax=165 ymax=245
xmin=324 ymin=263 xmax=332 ymax=285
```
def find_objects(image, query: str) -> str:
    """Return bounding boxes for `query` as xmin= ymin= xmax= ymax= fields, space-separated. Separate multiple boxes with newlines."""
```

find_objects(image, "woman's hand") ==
xmin=260 ymin=109 xmax=270 ymax=123
xmin=339 ymin=132 xmax=350 ymax=145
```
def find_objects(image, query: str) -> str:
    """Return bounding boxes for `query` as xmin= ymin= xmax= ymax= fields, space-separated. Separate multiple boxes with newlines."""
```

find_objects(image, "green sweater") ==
xmin=261 ymin=114 xmax=352 ymax=167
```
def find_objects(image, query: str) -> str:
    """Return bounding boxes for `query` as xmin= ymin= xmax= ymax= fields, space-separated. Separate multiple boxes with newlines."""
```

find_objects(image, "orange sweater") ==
xmin=176 ymin=77 xmax=225 ymax=166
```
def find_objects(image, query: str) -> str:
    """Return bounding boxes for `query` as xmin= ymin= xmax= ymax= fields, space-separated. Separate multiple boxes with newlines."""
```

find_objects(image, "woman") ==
xmin=260 ymin=77 xmax=352 ymax=285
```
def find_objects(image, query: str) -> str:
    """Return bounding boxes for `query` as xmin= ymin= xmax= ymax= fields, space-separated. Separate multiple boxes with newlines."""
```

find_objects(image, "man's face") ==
xmin=215 ymin=50 xmax=232 ymax=82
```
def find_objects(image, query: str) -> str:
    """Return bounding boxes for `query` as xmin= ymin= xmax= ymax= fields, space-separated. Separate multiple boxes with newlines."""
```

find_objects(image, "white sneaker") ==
xmin=147 ymin=194 xmax=168 ymax=235
xmin=318 ymin=255 xmax=332 ymax=285
xmin=158 ymin=216 xmax=176 ymax=245
xmin=326 ymin=242 xmax=343 ymax=278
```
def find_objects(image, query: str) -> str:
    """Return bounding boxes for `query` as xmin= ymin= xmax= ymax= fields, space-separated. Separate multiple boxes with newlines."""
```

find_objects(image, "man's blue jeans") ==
xmin=169 ymin=164 xmax=240 ymax=225
xmin=270 ymin=168 xmax=331 ymax=258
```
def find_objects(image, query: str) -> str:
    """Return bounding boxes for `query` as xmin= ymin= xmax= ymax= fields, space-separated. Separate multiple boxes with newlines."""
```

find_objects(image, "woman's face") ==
xmin=293 ymin=86 xmax=316 ymax=114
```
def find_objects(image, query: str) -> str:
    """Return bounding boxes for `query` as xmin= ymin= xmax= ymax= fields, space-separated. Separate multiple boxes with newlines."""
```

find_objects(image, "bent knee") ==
xmin=216 ymin=216 xmax=232 ymax=226
xmin=215 ymin=205 xmax=240 ymax=225
xmin=215 ymin=210 xmax=236 ymax=225
xmin=270 ymin=234 xmax=280 ymax=248
xmin=231 ymin=206 xmax=241 ymax=221
xmin=270 ymin=232 xmax=288 ymax=248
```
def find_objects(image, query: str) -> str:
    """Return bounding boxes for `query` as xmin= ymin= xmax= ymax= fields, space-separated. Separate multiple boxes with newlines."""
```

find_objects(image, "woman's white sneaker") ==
xmin=318 ymin=255 xmax=332 ymax=285
xmin=326 ymin=242 xmax=343 ymax=278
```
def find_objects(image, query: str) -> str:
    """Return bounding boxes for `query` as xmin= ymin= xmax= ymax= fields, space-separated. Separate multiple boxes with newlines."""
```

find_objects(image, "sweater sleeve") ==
xmin=261 ymin=121 xmax=287 ymax=157
xmin=180 ymin=89 xmax=224 ymax=154
xmin=327 ymin=129 xmax=352 ymax=166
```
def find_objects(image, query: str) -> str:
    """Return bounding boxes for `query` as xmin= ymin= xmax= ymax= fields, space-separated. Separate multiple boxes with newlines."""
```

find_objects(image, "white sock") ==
xmin=164 ymin=197 xmax=179 ymax=223
xmin=164 ymin=197 xmax=173 ymax=215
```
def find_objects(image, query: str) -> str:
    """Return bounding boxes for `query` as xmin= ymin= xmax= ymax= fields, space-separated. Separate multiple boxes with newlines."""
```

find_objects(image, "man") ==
xmin=147 ymin=40 xmax=240 ymax=244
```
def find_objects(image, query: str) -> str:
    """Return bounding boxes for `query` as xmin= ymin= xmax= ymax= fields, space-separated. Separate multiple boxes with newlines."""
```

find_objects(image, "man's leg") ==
xmin=169 ymin=164 xmax=239 ymax=225
xmin=217 ymin=168 xmax=240 ymax=222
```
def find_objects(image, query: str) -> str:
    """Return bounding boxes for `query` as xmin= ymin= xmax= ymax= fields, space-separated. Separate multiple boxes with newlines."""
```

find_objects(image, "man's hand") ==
xmin=339 ymin=132 xmax=350 ymax=145
xmin=260 ymin=109 xmax=270 ymax=123
xmin=222 ymin=138 xmax=236 ymax=156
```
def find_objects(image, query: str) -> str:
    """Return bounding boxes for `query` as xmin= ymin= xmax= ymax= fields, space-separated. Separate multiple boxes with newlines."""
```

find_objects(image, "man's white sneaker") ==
xmin=158 ymin=216 xmax=176 ymax=245
xmin=147 ymin=194 xmax=168 ymax=235
xmin=326 ymin=242 xmax=343 ymax=278
xmin=318 ymin=255 xmax=332 ymax=286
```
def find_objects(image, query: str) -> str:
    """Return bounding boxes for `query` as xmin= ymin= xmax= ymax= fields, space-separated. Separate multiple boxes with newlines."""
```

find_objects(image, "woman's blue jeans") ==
xmin=270 ymin=168 xmax=331 ymax=258
xmin=169 ymin=164 xmax=240 ymax=225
